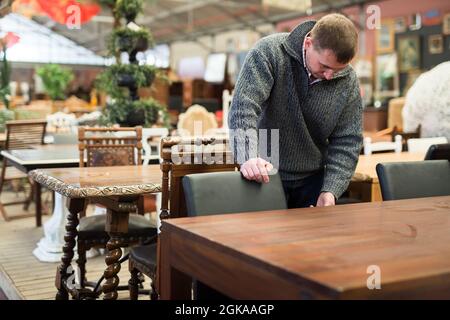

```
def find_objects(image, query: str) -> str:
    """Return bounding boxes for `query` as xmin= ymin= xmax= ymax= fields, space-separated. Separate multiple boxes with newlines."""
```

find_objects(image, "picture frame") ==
xmin=428 ymin=34 xmax=443 ymax=54
xmin=375 ymin=53 xmax=399 ymax=99
xmin=376 ymin=20 xmax=395 ymax=53
xmin=394 ymin=16 xmax=407 ymax=33
xmin=443 ymin=13 xmax=450 ymax=35
xmin=397 ymin=35 xmax=421 ymax=72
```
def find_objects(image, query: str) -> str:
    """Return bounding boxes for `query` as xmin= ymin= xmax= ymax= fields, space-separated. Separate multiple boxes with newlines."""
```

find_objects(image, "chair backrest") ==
xmin=142 ymin=127 xmax=169 ymax=165
xmin=407 ymin=137 xmax=448 ymax=153
xmin=46 ymin=111 xmax=77 ymax=133
xmin=387 ymin=97 xmax=405 ymax=130
xmin=182 ymin=171 xmax=287 ymax=217
xmin=5 ymin=119 xmax=47 ymax=150
xmin=376 ymin=160 xmax=450 ymax=200
xmin=424 ymin=143 xmax=450 ymax=161
xmin=159 ymin=136 xmax=238 ymax=220
xmin=177 ymin=104 xmax=218 ymax=136
xmin=78 ymin=126 xmax=142 ymax=167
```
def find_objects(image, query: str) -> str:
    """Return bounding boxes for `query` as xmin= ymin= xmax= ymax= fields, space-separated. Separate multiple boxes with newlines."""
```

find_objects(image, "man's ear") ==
xmin=304 ymin=36 xmax=312 ymax=49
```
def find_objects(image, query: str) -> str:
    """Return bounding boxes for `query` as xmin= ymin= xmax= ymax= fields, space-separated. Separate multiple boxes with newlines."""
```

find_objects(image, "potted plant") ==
xmin=108 ymin=28 xmax=152 ymax=56
xmin=36 ymin=64 xmax=74 ymax=103
xmin=116 ymin=0 xmax=144 ymax=22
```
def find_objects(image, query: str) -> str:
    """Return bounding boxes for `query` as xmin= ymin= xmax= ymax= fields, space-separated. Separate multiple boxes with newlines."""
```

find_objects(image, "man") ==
xmin=402 ymin=61 xmax=450 ymax=141
xmin=228 ymin=13 xmax=363 ymax=208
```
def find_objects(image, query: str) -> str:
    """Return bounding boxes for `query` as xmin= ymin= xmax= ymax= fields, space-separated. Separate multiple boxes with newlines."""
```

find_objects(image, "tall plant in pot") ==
xmin=96 ymin=0 xmax=168 ymax=128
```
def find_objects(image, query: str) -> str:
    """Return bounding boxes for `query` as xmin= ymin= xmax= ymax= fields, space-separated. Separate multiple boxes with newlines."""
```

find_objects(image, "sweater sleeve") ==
xmin=321 ymin=79 xmax=363 ymax=199
xmin=228 ymin=48 xmax=274 ymax=164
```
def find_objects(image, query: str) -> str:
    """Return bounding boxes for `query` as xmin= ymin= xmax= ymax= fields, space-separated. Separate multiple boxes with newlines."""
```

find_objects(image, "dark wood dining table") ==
xmin=160 ymin=196 xmax=450 ymax=299
xmin=29 ymin=165 xmax=161 ymax=300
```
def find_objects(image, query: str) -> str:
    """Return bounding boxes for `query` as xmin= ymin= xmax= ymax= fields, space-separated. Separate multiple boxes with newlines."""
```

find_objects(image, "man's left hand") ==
xmin=316 ymin=192 xmax=335 ymax=207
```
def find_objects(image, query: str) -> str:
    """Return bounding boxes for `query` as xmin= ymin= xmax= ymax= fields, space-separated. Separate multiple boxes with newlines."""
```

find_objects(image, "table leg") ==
xmin=55 ymin=198 xmax=85 ymax=300
xmin=102 ymin=208 xmax=129 ymax=300
xmin=159 ymin=230 xmax=192 ymax=300
xmin=33 ymin=192 xmax=70 ymax=262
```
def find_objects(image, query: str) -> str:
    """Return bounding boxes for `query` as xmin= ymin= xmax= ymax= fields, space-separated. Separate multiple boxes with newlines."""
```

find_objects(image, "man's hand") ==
xmin=316 ymin=192 xmax=335 ymax=207
xmin=240 ymin=158 xmax=273 ymax=183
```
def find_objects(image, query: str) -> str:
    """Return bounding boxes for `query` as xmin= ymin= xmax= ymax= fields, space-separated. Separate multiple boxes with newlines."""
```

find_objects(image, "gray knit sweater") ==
xmin=228 ymin=20 xmax=363 ymax=199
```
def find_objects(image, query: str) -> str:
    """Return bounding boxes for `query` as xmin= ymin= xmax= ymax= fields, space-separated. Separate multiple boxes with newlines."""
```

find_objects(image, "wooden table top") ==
xmin=163 ymin=196 xmax=450 ymax=299
xmin=29 ymin=165 xmax=161 ymax=198
xmin=354 ymin=152 xmax=426 ymax=182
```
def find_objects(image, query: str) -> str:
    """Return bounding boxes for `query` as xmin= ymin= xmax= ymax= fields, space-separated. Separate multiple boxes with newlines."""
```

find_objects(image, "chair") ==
xmin=407 ymin=137 xmax=449 ymax=153
xmin=177 ymin=104 xmax=218 ymax=136
xmin=376 ymin=160 xmax=450 ymax=201
xmin=128 ymin=136 xmax=238 ymax=300
xmin=424 ymin=143 xmax=450 ymax=161
xmin=182 ymin=171 xmax=287 ymax=299
xmin=76 ymin=126 xmax=158 ymax=290
xmin=142 ymin=127 xmax=169 ymax=165
xmin=0 ymin=119 xmax=47 ymax=221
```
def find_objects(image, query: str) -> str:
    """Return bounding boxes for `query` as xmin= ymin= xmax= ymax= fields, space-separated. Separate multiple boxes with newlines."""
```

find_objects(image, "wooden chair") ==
xmin=0 ymin=119 xmax=47 ymax=221
xmin=128 ymin=136 xmax=238 ymax=300
xmin=76 ymin=126 xmax=158 ymax=291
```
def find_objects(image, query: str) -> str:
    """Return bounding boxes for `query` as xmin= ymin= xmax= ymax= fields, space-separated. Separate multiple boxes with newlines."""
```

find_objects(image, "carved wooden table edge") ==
xmin=29 ymin=169 xmax=161 ymax=198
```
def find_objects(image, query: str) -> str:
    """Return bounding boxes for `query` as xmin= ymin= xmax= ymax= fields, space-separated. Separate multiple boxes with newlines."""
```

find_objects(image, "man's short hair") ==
xmin=310 ymin=13 xmax=358 ymax=64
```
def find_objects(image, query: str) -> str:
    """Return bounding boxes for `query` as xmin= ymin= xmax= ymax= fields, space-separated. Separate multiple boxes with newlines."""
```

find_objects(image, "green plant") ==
xmin=95 ymin=63 xmax=157 ymax=100
xmin=0 ymin=48 xmax=11 ymax=108
xmin=36 ymin=64 xmax=74 ymax=100
xmin=100 ymin=97 xmax=169 ymax=128
xmin=107 ymin=27 xmax=152 ymax=56
xmin=98 ymin=0 xmax=116 ymax=6
xmin=116 ymin=0 xmax=144 ymax=20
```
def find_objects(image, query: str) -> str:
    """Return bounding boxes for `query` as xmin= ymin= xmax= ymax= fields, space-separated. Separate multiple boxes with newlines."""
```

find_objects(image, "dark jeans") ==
xmin=282 ymin=170 xmax=325 ymax=208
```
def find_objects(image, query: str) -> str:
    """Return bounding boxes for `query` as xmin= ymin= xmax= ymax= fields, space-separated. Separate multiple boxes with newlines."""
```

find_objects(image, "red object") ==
xmin=0 ymin=32 xmax=20 ymax=51
xmin=36 ymin=0 xmax=100 ymax=25
xmin=4 ymin=32 xmax=20 ymax=48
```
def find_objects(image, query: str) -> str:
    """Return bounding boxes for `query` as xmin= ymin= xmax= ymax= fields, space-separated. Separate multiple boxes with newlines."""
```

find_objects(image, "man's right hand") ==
xmin=240 ymin=158 xmax=274 ymax=183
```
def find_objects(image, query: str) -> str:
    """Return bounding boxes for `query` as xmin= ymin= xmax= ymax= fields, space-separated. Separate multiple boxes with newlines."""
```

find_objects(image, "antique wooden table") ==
xmin=350 ymin=152 xmax=426 ymax=202
xmin=29 ymin=165 xmax=161 ymax=300
xmin=160 ymin=196 xmax=450 ymax=299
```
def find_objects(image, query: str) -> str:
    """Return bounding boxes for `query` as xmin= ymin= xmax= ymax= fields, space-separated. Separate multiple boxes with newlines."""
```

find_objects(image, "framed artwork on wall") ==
xmin=376 ymin=20 xmax=395 ymax=53
xmin=443 ymin=13 xmax=450 ymax=35
xmin=375 ymin=53 xmax=399 ymax=99
xmin=428 ymin=34 xmax=443 ymax=54
xmin=397 ymin=35 xmax=421 ymax=72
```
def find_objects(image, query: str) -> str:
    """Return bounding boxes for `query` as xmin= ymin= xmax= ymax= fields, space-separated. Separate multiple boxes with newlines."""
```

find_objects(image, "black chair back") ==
xmin=424 ymin=143 xmax=450 ymax=161
xmin=182 ymin=171 xmax=287 ymax=217
xmin=376 ymin=160 xmax=450 ymax=200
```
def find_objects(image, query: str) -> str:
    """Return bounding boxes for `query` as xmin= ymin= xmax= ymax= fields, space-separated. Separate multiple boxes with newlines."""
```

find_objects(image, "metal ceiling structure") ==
xmin=8 ymin=0 xmax=375 ymax=56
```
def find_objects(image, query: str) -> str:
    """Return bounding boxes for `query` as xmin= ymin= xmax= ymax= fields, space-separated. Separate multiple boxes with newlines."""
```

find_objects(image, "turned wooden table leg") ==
xmin=55 ymin=198 xmax=85 ymax=300
xmin=102 ymin=208 xmax=129 ymax=300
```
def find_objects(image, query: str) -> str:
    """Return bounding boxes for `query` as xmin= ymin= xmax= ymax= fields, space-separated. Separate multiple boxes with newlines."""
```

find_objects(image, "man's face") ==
xmin=304 ymin=36 xmax=348 ymax=80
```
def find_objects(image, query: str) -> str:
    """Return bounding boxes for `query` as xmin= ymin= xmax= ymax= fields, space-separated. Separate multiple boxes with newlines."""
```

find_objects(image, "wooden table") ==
xmin=29 ymin=165 xmax=161 ymax=300
xmin=1 ymin=144 xmax=82 ymax=262
xmin=160 ymin=196 xmax=450 ymax=300
xmin=350 ymin=152 xmax=426 ymax=202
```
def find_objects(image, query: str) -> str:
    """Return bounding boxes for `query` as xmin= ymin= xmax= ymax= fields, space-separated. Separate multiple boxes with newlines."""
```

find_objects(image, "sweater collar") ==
xmin=282 ymin=20 xmax=352 ymax=80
